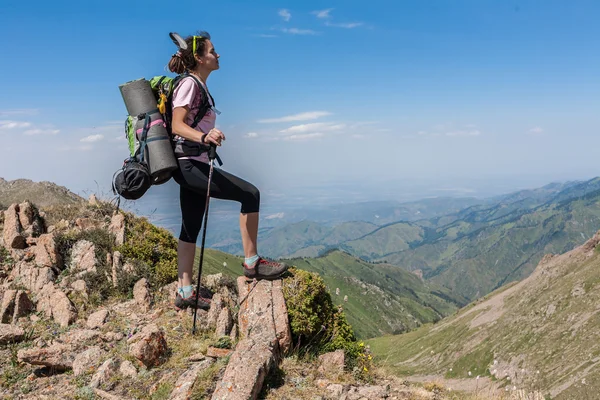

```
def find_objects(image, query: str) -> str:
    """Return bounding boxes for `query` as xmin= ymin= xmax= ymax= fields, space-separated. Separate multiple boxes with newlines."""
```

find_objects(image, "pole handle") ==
xmin=208 ymin=143 xmax=217 ymax=160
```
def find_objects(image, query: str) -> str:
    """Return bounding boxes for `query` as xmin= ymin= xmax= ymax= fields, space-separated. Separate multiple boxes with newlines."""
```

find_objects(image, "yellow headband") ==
xmin=192 ymin=35 xmax=204 ymax=55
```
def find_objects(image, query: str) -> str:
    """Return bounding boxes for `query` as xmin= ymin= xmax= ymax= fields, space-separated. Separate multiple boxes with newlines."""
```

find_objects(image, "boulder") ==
xmin=3 ymin=204 xmax=25 ymax=249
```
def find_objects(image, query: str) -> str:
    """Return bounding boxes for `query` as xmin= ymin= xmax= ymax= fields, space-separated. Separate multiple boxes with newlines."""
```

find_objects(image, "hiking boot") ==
xmin=242 ymin=257 xmax=288 ymax=280
xmin=174 ymin=289 xmax=212 ymax=311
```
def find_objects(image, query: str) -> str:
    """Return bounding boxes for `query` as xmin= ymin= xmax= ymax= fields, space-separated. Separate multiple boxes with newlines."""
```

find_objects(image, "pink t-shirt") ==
xmin=171 ymin=76 xmax=216 ymax=163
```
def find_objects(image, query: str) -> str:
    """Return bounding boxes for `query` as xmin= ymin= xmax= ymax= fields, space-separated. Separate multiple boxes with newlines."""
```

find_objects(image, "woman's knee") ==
xmin=241 ymin=184 xmax=260 ymax=213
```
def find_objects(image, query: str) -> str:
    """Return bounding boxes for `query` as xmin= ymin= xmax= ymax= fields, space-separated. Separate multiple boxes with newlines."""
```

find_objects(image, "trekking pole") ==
xmin=192 ymin=143 xmax=218 ymax=335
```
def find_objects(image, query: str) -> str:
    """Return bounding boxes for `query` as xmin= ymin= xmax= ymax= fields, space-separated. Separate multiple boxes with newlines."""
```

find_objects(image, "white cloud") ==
xmin=257 ymin=34 xmax=278 ymax=38
xmin=0 ymin=109 xmax=38 ymax=117
xmin=325 ymin=21 xmax=363 ymax=29
xmin=80 ymin=134 xmax=105 ymax=143
xmin=0 ymin=120 xmax=32 ymax=130
xmin=245 ymin=132 xmax=259 ymax=138
xmin=312 ymin=8 xmax=334 ymax=19
xmin=529 ymin=126 xmax=544 ymax=135
xmin=281 ymin=27 xmax=318 ymax=35
xmin=258 ymin=111 xmax=331 ymax=123
xmin=23 ymin=128 xmax=60 ymax=135
xmin=280 ymin=122 xmax=345 ymax=134
xmin=278 ymin=9 xmax=291 ymax=22
xmin=284 ymin=132 xmax=324 ymax=141
xmin=445 ymin=130 xmax=481 ymax=137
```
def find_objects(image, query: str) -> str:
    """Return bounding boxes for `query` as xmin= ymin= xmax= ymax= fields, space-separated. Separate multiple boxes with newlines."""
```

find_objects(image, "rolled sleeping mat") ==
xmin=134 ymin=115 xmax=175 ymax=185
xmin=119 ymin=78 xmax=177 ymax=185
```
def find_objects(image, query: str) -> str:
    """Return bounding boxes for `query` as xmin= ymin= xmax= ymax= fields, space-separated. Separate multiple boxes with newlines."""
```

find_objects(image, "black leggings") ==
xmin=172 ymin=159 xmax=260 ymax=243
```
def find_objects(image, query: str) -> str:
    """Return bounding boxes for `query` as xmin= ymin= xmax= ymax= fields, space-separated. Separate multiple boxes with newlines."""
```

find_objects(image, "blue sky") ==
xmin=1 ymin=0 xmax=600 ymax=203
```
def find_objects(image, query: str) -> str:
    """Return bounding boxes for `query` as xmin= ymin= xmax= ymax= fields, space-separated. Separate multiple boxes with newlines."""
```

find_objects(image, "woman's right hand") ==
xmin=203 ymin=128 xmax=226 ymax=147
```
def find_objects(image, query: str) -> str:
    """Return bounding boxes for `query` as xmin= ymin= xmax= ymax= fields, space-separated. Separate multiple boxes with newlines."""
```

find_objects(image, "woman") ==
xmin=168 ymin=32 xmax=288 ymax=311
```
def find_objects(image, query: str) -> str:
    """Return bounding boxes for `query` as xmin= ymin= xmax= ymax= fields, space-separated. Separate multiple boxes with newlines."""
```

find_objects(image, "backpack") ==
xmin=112 ymin=73 xmax=220 ymax=208
xmin=122 ymin=73 xmax=215 ymax=159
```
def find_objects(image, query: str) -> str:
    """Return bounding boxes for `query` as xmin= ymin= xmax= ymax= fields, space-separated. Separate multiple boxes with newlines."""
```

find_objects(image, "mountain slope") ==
xmin=367 ymin=231 xmax=600 ymax=399
xmin=379 ymin=182 xmax=600 ymax=300
xmin=282 ymin=250 xmax=468 ymax=339
xmin=0 ymin=178 xmax=83 ymax=209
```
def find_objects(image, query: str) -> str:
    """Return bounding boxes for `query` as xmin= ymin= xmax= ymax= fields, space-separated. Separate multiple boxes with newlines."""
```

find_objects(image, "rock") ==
xmin=315 ymin=379 xmax=330 ymax=388
xmin=186 ymin=353 xmax=206 ymax=362
xmin=133 ymin=278 xmax=152 ymax=311
xmin=128 ymin=324 xmax=168 ymax=367
xmin=168 ymin=359 xmax=214 ymax=400
xmin=119 ymin=359 xmax=137 ymax=378
xmin=36 ymin=284 xmax=77 ymax=327
xmin=215 ymin=306 xmax=233 ymax=337
xmin=75 ymin=217 xmax=95 ymax=231
xmin=17 ymin=344 xmax=75 ymax=370
xmin=318 ymin=349 xmax=346 ymax=374
xmin=103 ymin=332 xmax=125 ymax=342
xmin=112 ymin=251 xmax=122 ymax=288
xmin=18 ymin=201 xmax=35 ymax=231
xmin=206 ymin=346 xmax=233 ymax=358
xmin=0 ymin=324 xmax=25 ymax=344
xmin=62 ymin=329 xmax=102 ymax=345
xmin=123 ymin=261 xmax=135 ymax=274
xmin=71 ymin=280 xmax=89 ymax=298
xmin=327 ymin=384 xmax=346 ymax=397
xmin=211 ymin=337 xmax=276 ymax=400
xmin=73 ymin=346 xmax=105 ymax=376
xmin=32 ymin=233 xmax=59 ymax=268
xmin=70 ymin=240 xmax=97 ymax=274
xmin=109 ymin=214 xmax=126 ymax=246
xmin=0 ymin=290 xmax=17 ymax=323
xmin=10 ymin=261 xmax=56 ymax=292
xmin=93 ymin=388 xmax=133 ymax=400
xmin=3 ymin=204 xmax=26 ymax=249
xmin=49 ymin=289 xmax=78 ymax=327
xmin=213 ymin=277 xmax=285 ymax=399
xmin=346 ymin=385 xmax=389 ymax=400
xmin=204 ymin=273 xmax=228 ymax=292
xmin=11 ymin=290 xmax=33 ymax=323
xmin=87 ymin=309 xmax=109 ymax=329
xmin=207 ymin=293 xmax=225 ymax=329
xmin=89 ymin=194 xmax=99 ymax=206
xmin=90 ymin=358 xmax=118 ymax=389
xmin=229 ymin=323 xmax=238 ymax=342
xmin=272 ymin=280 xmax=292 ymax=354
xmin=236 ymin=278 xmax=278 ymax=348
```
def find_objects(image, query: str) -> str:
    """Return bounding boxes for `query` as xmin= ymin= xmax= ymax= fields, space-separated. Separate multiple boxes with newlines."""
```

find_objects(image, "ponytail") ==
xmin=168 ymin=52 xmax=186 ymax=74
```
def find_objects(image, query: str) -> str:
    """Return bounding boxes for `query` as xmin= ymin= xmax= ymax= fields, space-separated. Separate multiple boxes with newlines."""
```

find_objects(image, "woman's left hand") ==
xmin=203 ymin=128 xmax=226 ymax=146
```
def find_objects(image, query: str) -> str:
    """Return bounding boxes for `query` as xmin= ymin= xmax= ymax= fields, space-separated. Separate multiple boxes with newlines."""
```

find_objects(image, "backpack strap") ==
xmin=185 ymin=74 xmax=215 ymax=129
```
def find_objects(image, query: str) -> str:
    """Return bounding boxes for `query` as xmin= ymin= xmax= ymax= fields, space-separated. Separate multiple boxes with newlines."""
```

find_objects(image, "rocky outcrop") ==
xmin=70 ymin=240 xmax=97 ymax=275
xmin=36 ymin=283 xmax=77 ymax=327
xmin=109 ymin=213 xmax=126 ymax=246
xmin=3 ymin=204 xmax=26 ymax=249
xmin=211 ymin=277 xmax=291 ymax=400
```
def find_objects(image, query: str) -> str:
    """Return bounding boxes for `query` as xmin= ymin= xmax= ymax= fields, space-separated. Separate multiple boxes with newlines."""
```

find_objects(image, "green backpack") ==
xmin=123 ymin=73 xmax=215 ymax=158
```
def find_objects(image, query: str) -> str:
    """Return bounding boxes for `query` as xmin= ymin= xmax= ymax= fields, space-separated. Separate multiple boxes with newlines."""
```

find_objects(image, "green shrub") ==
xmin=116 ymin=212 xmax=178 ymax=288
xmin=282 ymin=267 xmax=359 ymax=362
xmin=0 ymin=246 xmax=14 ymax=268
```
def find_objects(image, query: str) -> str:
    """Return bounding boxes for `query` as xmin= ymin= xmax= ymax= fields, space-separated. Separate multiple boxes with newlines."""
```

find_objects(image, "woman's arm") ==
xmin=171 ymin=106 xmax=206 ymax=143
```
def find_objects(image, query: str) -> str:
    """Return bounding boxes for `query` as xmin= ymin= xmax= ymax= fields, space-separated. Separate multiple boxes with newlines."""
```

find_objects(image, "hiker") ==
xmin=167 ymin=32 xmax=288 ymax=310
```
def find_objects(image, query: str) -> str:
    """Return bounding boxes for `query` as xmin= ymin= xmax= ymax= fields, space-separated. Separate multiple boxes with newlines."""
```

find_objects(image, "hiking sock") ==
xmin=178 ymin=285 xmax=194 ymax=298
xmin=245 ymin=254 xmax=260 ymax=267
